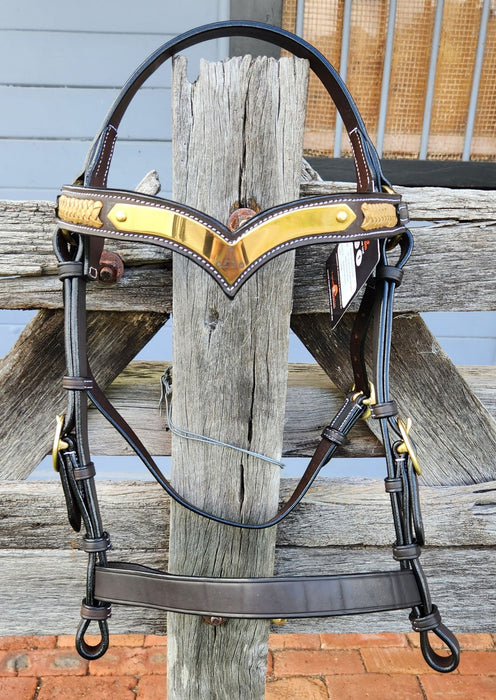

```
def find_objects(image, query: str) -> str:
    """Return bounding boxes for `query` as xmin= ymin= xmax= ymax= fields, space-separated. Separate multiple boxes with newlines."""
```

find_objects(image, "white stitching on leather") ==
xmin=93 ymin=126 xmax=117 ymax=185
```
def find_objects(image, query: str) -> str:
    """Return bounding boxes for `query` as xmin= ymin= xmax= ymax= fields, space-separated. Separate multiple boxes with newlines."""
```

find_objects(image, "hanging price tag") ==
xmin=326 ymin=239 xmax=380 ymax=328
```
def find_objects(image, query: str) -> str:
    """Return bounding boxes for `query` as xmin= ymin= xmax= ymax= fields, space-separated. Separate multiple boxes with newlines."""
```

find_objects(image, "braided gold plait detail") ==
xmin=361 ymin=202 xmax=397 ymax=231
xmin=58 ymin=195 xmax=104 ymax=229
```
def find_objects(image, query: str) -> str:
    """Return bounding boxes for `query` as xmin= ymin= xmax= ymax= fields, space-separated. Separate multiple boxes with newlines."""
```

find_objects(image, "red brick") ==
xmin=144 ymin=634 xmax=167 ymax=647
xmin=89 ymin=646 xmax=166 ymax=676
xmin=407 ymin=632 xmax=494 ymax=651
xmin=16 ymin=649 xmax=88 ymax=677
xmin=269 ymin=633 xmax=321 ymax=650
xmin=265 ymin=677 xmax=328 ymax=699
xmin=449 ymin=633 xmax=494 ymax=651
xmin=420 ymin=674 xmax=496 ymax=700
xmin=57 ymin=634 xmax=99 ymax=649
xmin=266 ymin=651 xmax=274 ymax=677
xmin=0 ymin=636 xmax=56 ymax=651
xmin=0 ymin=677 xmax=39 ymax=700
xmin=136 ymin=676 xmax=168 ymax=699
xmin=0 ymin=651 xmax=30 ymax=676
xmin=325 ymin=673 xmax=424 ymax=699
xmin=360 ymin=646 xmax=439 ymax=674
xmin=36 ymin=675 xmax=137 ymax=699
xmin=58 ymin=634 xmax=145 ymax=648
xmin=320 ymin=633 xmax=408 ymax=649
xmin=273 ymin=649 xmax=364 ymax=677
xmin=456 ymin=650 xmax=496 ymax=675
xmin=110 ymin=634 xmax=145 ymax=647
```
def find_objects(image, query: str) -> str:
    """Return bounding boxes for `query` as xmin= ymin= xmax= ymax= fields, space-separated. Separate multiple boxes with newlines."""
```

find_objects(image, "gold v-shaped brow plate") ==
xmin=107 ymin=202 xmax=357 ymax=285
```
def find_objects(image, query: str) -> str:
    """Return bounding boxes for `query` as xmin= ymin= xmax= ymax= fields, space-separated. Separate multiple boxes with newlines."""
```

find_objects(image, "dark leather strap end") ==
xmin=321 ymin=426 xmax=348 ymax=446
xmin=384 ymin=477 xmax=403 ymax=493
xmin=74 ymin=462 xmax=96 ymax=481
xmin=410 ymin=605 xmax=442 ymax=632
xmin=375 ymin=265 xmax=404 ymax=286
xmin=82 ymin=532 xmax=112 ymax=553
xmin=80 ymin=600 xmax=112 ymax=621
xmin=392 ymin=544 xmax=421 ymax=561
xmin=63 ymin=376 xmax=94 ymax=391
xmin=58 ymin=261 xmax=84 ymax=279
xmin=371 ymin=401 xmax=398 ymax=419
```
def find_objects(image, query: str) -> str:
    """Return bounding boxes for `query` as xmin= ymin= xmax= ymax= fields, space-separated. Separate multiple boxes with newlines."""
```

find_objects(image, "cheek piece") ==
xmin=53 ymin=20 xmax=459 ymax=671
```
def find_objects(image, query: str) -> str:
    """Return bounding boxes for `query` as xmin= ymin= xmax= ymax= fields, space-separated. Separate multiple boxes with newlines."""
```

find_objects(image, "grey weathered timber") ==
xmin=2 ymin=478 xmax=495 ymax=551
xmin=85 ymin=361 xmax=496 ymax=458
xmin=293 ymin=181 xmax=496 ymax=314
xmin=0 ymin=478 xmax=494 ymax=635
xmin=0 ymin=309 xmax=168 ymax=479
xmin=167 ymin=55 xmax=308 ymax=700
xmin=1 ymin=185 xmax=495 ymax=313
xmin=292 ymin=312 xmax=496 ymax=487
xmin=0 ymin=171 xmax=170 ymax=479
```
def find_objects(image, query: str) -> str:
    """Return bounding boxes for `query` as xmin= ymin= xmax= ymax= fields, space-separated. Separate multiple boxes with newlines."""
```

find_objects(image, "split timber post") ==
xmin=167 ymin=55 xmax=308 ymax=698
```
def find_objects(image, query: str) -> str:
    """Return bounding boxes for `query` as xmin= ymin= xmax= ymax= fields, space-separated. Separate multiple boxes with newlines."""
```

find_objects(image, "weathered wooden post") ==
xmin=167 ymin=54 xmax=308 ymax=697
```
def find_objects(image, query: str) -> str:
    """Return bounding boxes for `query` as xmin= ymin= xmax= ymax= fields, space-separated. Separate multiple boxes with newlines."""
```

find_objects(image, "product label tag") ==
xmin=326 ymin=239 xmax=380 ymax=328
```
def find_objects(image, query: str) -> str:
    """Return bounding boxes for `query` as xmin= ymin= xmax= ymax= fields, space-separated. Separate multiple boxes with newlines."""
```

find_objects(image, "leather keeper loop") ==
xmin=58 ymin=261 xmax=84 ymax=279
xmin=82 ymin=532 xmax=111 ymax=553
xmin=74 ymin=462 xmax=96 ymax=480
xmin=321 ymin=426 xmax=348 ymax=446
xmin=410 ymin=605 xmax=442 ymax=632
xmin=376 ymin=265 xmax=404 ymax=286
xmin=80 ymin=600 xmax=112 ymax=621
xmin=384 ymin=477 xmax=403 ymax=493
xmin=392 ymin=543 xmax=421 ymax=561
xmin=63 ymin=376 xmax=94 ymax=391
xmin=371 ymin=401 xmax=398 ymax=419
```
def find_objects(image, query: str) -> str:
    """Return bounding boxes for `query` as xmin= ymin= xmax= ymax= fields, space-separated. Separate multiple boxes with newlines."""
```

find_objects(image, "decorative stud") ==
xmin=114 ymin=210 xmax=127 ymax=223
xmin=336 ymin=210 xmax=348 ymax=223
xmin=271 ymin=618 xmax=287 ymax=626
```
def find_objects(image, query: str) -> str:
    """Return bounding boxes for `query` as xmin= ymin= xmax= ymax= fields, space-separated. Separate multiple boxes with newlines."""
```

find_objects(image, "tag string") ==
xmin=159 ymin=368 xmax=284 ymax=469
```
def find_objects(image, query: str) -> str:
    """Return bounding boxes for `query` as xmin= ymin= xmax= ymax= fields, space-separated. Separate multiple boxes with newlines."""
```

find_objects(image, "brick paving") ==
xmin=0 ymin=632 xmax=494 ymax=699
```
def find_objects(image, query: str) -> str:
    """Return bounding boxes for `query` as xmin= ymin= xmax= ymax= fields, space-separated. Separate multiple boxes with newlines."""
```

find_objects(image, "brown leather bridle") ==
xmin=52 ymin=20 xmax=460 ymax=673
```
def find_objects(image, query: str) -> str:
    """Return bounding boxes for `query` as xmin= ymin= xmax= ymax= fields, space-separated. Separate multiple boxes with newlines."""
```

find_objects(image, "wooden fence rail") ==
xmin=0 ymin=177 xmax=495 ymax=639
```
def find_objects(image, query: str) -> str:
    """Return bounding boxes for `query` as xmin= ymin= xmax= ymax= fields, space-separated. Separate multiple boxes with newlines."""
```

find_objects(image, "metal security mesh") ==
xmin=282 ymin=0 xmax=496 ymax=161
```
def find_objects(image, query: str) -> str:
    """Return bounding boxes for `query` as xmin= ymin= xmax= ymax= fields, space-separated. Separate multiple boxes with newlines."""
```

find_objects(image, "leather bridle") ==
xmin=52 ymin=20 xmax=460 ymax=673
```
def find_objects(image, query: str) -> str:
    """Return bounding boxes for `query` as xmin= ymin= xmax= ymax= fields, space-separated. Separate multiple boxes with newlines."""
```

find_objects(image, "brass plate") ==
xmin=108 ymin=202 xmax=356 ymax=285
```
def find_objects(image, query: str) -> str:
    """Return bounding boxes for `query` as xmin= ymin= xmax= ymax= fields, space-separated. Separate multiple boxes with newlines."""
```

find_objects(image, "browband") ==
xmin=57 ymin=186 xmax=405 ymax=295
xmin=52 ymin=20 xmax=460 ymax=674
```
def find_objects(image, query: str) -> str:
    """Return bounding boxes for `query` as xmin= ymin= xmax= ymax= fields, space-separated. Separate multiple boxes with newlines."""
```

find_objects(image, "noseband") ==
xmin=53 ymin=20 xmax=460 ymax=673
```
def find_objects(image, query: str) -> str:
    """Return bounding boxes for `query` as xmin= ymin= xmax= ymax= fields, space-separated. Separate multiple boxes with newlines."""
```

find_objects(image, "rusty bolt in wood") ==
xmin=227 ymin=207 xmax=257 ymax=232
xmin=98 ymin=251 xmax=124 ymax=284
xmin=202 ymin=615 xmax=227 ymax=627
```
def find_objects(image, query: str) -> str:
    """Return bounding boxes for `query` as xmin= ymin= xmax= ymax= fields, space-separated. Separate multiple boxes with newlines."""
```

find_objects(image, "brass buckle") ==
xmin=396 ymin=417 xmax=421 ymax=475
xmin=351 ymin=382 xmax=376 ymax=420
xmin=52 ymin=413 xmax=69 ymax=472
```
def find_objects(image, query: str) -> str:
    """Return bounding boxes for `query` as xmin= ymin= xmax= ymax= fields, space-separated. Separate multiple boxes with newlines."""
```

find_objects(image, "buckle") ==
xmin=351 ymin=382 xmax=376 ymax=420
xmin=396 ymin=417 xmax=421 ymax=475
xmin=52 ymin=413 xmax=69 ymax=471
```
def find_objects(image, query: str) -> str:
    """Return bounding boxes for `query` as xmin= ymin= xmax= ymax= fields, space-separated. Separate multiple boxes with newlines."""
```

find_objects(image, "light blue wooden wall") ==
xmin=1 ymin=0 xmax=495 ymax=422
xmin=0 ymin=0 xmax=229 ymax=200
